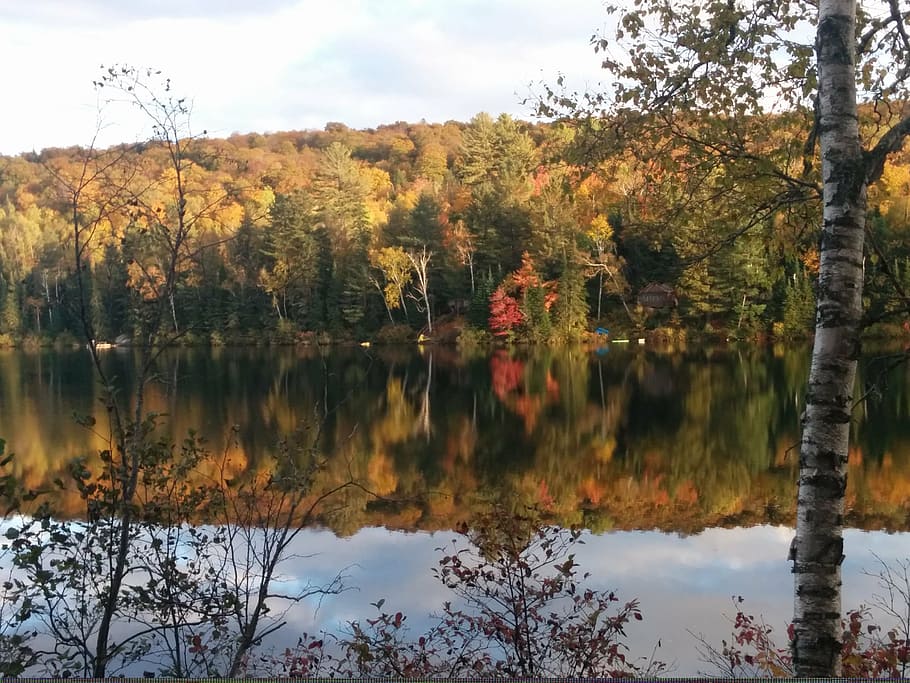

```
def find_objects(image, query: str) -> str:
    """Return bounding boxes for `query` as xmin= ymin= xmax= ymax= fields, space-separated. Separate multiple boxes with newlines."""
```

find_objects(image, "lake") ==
xmin=1 ymin=343 xmax=909 ymax=675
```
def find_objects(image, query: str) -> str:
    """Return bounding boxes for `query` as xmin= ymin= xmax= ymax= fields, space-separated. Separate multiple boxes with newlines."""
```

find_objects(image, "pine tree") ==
xmin=468 ymin=275 xmax=495 ymax=329
xmin=0 ymin=284 xmax=21 ymax=336
xmin=522 ymin=285 xmax=551 ymax=343
xmin=781 ymin=271 xmax=816 ymax=338
xmin=552 ymin=267 xmax=589 ymax=342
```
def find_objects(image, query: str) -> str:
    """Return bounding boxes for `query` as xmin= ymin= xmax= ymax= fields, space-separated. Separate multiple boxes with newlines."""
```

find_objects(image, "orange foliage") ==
xmin=674 ymin=479 xmax=699 ymax=505
xmin=578 ymin=476 xmax=606 ymax=505
xmin=537 ymin=478 xmax=555 ymax=511
xmin=368 ymin=451 xmax=399 ymax=496
xmin=510 ymin=251 xmax=541 ymax=291
xmin=801 ymin=247 xmax=820 ymax=274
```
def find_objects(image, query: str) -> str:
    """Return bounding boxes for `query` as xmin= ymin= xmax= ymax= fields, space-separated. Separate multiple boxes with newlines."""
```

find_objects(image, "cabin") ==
xmin=637 ymin=283 xmax=678 ymax=309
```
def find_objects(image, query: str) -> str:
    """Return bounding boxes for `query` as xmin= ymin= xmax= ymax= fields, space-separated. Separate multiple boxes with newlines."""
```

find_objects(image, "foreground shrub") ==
xmin=697 ymin=577 xmax=910 ymax=679
xmin=332 ymin=506 xmax=665 ymax=679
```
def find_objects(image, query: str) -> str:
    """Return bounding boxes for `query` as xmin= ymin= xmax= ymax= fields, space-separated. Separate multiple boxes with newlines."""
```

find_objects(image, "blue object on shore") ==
xmin=595 ymin=327 xmax=610 ymax=336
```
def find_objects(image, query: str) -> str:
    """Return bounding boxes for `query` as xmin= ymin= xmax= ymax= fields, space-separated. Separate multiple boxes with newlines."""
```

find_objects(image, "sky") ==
xmin=0 ymin=0 xmax=611 ymax=156
xmin=184 ymin=525 xmax=910 ymax=676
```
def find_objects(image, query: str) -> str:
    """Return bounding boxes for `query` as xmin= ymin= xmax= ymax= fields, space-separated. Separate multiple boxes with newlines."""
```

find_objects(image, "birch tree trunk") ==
xmin=408 ymin=246 xmax=434 ymax=334
xmin=542 ymin=0 xmax=910 ymax=673
xmin=792 ymin=0 xmax=866 ymax=675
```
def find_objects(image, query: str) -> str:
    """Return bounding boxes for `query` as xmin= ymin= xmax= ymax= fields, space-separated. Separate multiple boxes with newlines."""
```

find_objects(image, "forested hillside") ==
xmin=1 ymin=111 xmax=908 ymax=346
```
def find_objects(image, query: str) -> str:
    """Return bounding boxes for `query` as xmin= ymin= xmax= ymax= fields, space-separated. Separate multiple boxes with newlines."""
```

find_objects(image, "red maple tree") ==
xmin=488 ymin=285 xmax=523 ymax=337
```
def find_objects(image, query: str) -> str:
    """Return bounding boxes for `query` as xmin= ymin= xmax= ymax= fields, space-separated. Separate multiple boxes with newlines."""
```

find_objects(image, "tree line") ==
xmin=2 ymin=106 xmax=909 ymax=347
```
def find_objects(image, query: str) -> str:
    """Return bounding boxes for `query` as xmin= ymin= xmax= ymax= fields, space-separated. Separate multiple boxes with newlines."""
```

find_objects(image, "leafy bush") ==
xmin=333 ymin=506 xmax=665 ymax=679
xmin=697 ymin=579 xmax=910 ymax=679
xmin=21 ymin=333 xmax=47 ymax=350
xmin=271 ymin=318 xmax=298 ymax=345
xmin=375 ymin=324 xmax=415 ymax=344
xmin=457 ymin=326 xmax=492 ymax=349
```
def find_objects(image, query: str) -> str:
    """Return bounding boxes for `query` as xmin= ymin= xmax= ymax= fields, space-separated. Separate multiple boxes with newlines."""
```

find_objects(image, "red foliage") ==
xmin=249 ymin=633 xmax=327 ymax=678
xmin=488 ymin=285 xmax=523 ymax=337
xmin=490 ymin=351 xmax=524 ymax=399
xmin=707 ymin=597 xmax=910 ymax=679
xmin=841 ymin=607 xmax=910 ymax=678
xmin=543 ymin=286 xmax=559 ymax=311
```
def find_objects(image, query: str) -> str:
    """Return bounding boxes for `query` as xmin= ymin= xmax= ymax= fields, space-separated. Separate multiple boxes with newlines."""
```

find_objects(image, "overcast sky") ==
xmin=0 ymin=0 xmax=610 ymax=155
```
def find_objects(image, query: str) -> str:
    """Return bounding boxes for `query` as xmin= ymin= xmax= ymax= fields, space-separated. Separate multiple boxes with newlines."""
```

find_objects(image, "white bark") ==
xmin=407 ymin=246 xmax=434 ymax=334
xmin=792 ymin=0 xmax=865 ymax=676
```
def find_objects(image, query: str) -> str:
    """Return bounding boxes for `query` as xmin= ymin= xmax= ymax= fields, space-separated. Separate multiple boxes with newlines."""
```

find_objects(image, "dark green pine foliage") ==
xmin=464 ymin=197 xmax=532 ymax=276
xmin=262 ymin=191 xmax=323 ymax=325
xmin=95 ymin=244 xmax=131 ymax=339
xmin=0 ymin=283 xmax=21 ymax=336
xmin=552 ymin=266 xmax=589 ymax=342
xmin=727 ymin=228 xmax=776 ymax=334
xmin=522 ymin=284 xmax=551 ymax=342
xmin=403 ymin=194 xmax=444 ymax=251
xmin=225 ymin=221 xmax=272 ymax=332
xmin=678 ymin=229 xmax=774 ymax=333
xmin=613 ymin=210 xmax=682 ymax=290
xmin=458 ymin=113 xmax=536 ymax=275
xmin=468 ymin=275 xmax=496 ymax=329
xmin=317 ymin=142 xmax=373 ymax=332
xmin=782 ymin=269 xmax=816 ymax=338
xmin=400 ymin=194 xmax=450 ymax=317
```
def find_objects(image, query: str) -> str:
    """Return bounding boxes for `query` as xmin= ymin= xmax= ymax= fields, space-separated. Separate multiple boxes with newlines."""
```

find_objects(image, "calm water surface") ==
xmin=2 ymin=344 xmax=909 ymax=673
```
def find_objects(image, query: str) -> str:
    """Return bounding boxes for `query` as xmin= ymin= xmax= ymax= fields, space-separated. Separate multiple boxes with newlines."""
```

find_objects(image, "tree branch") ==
xmin=864 ymin=113 xmax=910 ymax=185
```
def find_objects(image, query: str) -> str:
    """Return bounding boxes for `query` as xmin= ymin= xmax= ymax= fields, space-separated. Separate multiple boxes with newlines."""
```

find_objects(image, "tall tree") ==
xmin=792 ymin=3 xmax=865 ymax=675
xmin=259 ymin=191 xmax=321 ymax=322
xmin=315 ymin=142 xmax=372 ymax=331
xmin=544 ymin=0 xmax=910 ymax=675
xmin=552 ymin=266 xmax=589 ymax=342
xmin=41 ymin=66 xmax=240 ymax=677
xmin=370 ymin=246 xmax=412 ymax=322
xmin=457 ymin=113 xmax=537 ymax=273
xmin=407 ymin=245 xmax=434 ymax=333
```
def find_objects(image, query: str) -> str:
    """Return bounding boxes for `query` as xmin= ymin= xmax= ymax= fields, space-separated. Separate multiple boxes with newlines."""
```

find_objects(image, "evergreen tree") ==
xmin=0 ymin=283 xmax=21 ymax=336
xmin=552 ymin=267 xmax=589 ymax=342
xmin=522 ymin=285 xmax=551 ymax=343
xmin=260 ymin=191 xmax=322 ymax=323
xmin=468 ymin=275 xmax=495 ymax=329
xmin=781 ymin=270 xmax=816 ymax=338
xmin=458 ymin=114 xmax=537 ymax=275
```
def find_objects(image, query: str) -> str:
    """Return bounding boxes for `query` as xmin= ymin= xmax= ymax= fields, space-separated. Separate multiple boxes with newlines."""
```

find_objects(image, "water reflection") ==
xmin=2 ymin=344 xmax=910 ymax=674
xmin=2 ymin=345 xmax=908 ymax=532
xmin=235 ymin=525 xmax=910 ymax=676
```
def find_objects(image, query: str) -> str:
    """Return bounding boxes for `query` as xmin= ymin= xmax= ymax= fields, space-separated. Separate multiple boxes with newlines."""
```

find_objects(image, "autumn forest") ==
xmin=3 ymin=103 xmax=910 ymax=349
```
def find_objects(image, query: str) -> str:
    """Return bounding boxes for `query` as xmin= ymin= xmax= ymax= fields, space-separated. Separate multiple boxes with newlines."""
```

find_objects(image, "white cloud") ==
xmin=0 ymin=0 xmax=607 ymax=155
xmin=264 ymin=526 xmax=910 ymax=676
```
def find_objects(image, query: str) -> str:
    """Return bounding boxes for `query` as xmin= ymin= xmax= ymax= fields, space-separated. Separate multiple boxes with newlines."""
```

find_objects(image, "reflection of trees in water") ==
xmin=2 ymin=346 xmax=910 ymax=532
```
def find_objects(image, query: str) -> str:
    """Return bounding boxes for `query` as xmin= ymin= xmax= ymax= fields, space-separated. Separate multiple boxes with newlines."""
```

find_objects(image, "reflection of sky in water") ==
xmin=3 ymin=519 xmax=908 ymax=675
xmin=274 ymin=526 xmax=910 ymax=676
